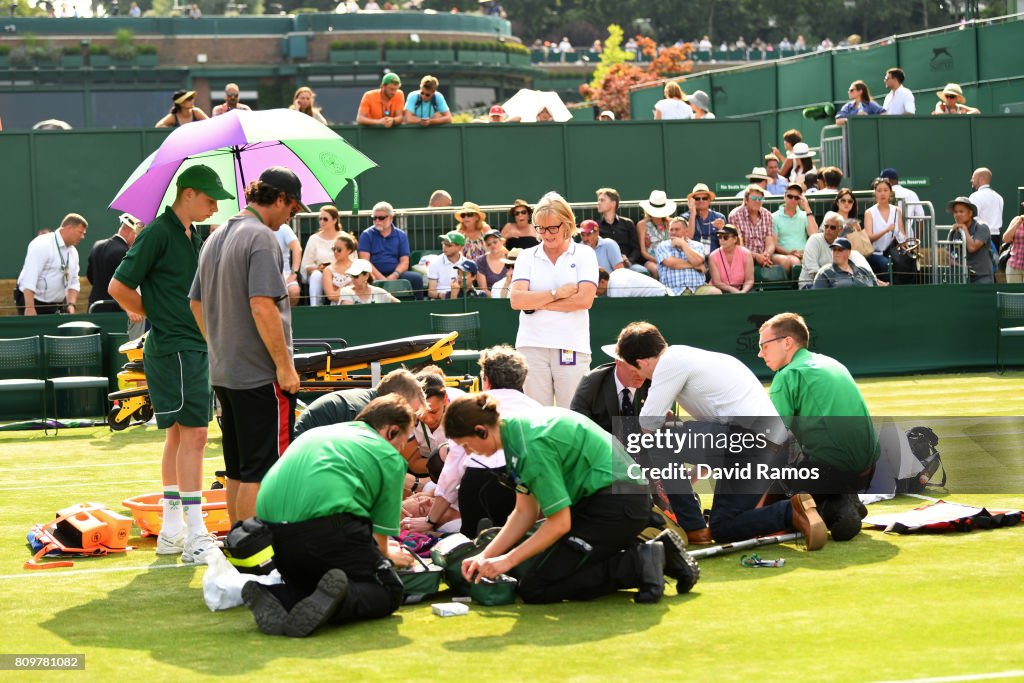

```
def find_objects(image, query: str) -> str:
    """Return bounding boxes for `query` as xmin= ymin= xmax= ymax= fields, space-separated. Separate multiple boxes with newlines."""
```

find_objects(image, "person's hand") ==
xmin=793 ymin=250 xmax=803 ymax=259
xmin=687 ymin=196 xmax=696 ymax=213
xmin=318 ymin=263 xmax=327 ymax=271
xmin=799 ymin=196 xmax=811 ymax=212
xmin=277 ymin=365 xmax=300 ymax=395
xmin=462 ymin=553 xmax=484 ymax=581
xmin=418 ymin=118 xmax=429 ymax=127
xmin=555 ymin=282 xmax=578 ymax=299
xmin=771 ymin=146 xmax=783 ymax=160
xmin=463 ymin=553 xmax=512 ymax=582
xmin=876 ymin=279 xmax=890 ymax=287
xmin=450 ymin=278 xmax=461 ymax=294
xmin=286 ymin=273 xmax=297 ymax=284
xmin=25 ymin=305 xmax=36 ymax=316
xmin=711 ymin=218 xmax=725 ymax=229
xmin=382 ymin=116 xmax=394 ymax=128
xmin=402 ymin=516 xmax=434 ymax=533
xmin=127 ymin=311 xmax=144 ymax=324
xmin=388 ymin=546 xmax=415 ymax=569
xmin=387 ymin=272 xmax=399 ymax=281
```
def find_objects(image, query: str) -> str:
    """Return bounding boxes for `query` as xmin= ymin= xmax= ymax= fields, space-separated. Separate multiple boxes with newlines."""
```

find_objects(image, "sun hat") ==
xmin=639 ymin=190 xmax=677 ymax=218
xmin=745 ymin=167 xmax=770 ymax=182
xmin=947 ymin=196 xmax=978 ymax=215
xmin=176 ymin=164 xmax=235 ymax=200
xmin=687 ymin=183 xmax=716 ymax=202
xmin=787 ymin=142 xmax=817 ymax=159
xmin=688 ymin=90 xmax=712 ymax=113
xmin=500 ymin=247 xmax=522 ymax=265
xmin=346 ymin=258 xmax=373 ymax=276
xmin=600 ymin=343 xmax=622 ymax=361
xmin=172 ymin=89 xmax=196 ymax=105
xmin=454 ymin=201 xmax=486 ymax=224
xmin=118 ymin=212 xmax=142 ymax=230
xmin=439 ymin=230 xmax=467 ymax=246
xmin=507 ymin=199 xmax=531 ymax=220
xmin=937 ymin=83 xmax=965 ymax=104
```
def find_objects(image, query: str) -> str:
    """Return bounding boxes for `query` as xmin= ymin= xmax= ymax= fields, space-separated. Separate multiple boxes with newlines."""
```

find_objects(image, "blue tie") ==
xmin=621 ymin=388 xmax=634 ymax=416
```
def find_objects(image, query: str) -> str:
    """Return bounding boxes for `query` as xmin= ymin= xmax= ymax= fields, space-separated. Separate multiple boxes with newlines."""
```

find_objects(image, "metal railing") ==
xmin=819 ymin=125 xmax=847 ymax=177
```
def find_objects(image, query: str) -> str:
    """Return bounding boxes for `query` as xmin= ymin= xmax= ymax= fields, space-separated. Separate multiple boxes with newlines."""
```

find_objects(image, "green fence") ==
xmin=629 ymin=19 xmax=1024 ymax=141
xmin=0 ymin=286 xmax=1020 ymax=407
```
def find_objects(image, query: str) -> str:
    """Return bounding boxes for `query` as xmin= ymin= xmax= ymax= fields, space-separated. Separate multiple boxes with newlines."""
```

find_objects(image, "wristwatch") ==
xmin=550 ymin=289 xmax=558 ymax=301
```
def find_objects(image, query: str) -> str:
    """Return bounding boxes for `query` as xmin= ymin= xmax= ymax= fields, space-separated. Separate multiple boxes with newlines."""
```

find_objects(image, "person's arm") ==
xmin=741 ymin=250 xmax=755 ymax=292
xmin=154 ymin=114 xmax=173 ymax=128
xmin=108 ymin=278 xmax=145 ymax=317
xmin=1003 ymin=216 xmax=1021 ymax=244
xmin=322 ymin=266 xmax=340 ymax=303
xmin=250 ymin=296 xmax=300 ymax=394
xmin=964 ymin=223 xmax=989 ymax=254
xmin=189 ymin=299 xmax=205 ymax=338
xmin=654 ymin=108 xmax=663 ymax=120
xmin=300 ymin=239 xmax=321 ymax=278
xmin=193 ymin=108 xmax=209 ymax=121
xmin=475 ymin=269 xmax=488 ymax=291
xmin=464 ymin=497 xmax=569 ymax=581
xmin=763 ymin=233 xmax=778 ymax=260
xmin=709 ymin=252 xmax=738 ymax=293
xmin=637 ymin=223 xmax=656 ymax=263
xmin=358 ymin=251 xmax=387 ymax=281
xmin=544 ymin=281 xmax=597 ymax=312
xmin=426 ymin=277 xmax=441 ymax=299
xmin=390 ymin=255 xmax=409 ymax=279
xmin=508 ymin=279 xmax=578 ymax=310
xmin=801 ymin=197 xmax=819 ymax=235
xmin=864 ymin=209 xmax=884 ymax=241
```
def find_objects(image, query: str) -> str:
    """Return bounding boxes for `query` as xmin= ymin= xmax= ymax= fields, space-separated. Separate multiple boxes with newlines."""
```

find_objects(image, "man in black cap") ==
xmin=189 ymin=166 xmax=306 ymax=526
xmin=812 ymin=237 xmax=877 ymax=289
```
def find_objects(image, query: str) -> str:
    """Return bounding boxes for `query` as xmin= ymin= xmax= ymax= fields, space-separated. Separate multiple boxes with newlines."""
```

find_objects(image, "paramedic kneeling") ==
xmin=443 ymin=394 xmax=699 ymax=604
xmin=241 ymin=395 xmax=416 ymax=638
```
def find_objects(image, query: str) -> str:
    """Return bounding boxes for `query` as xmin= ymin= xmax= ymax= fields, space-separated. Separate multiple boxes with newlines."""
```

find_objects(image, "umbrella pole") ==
xmin=350 ymin=178 xmax=360 ymax=216
xmin=233 ymin=146 xmax=246 ymax=195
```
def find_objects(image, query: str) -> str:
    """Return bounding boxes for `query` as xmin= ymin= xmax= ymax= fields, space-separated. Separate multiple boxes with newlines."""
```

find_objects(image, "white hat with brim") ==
xmin=601 ymin=344 xmax=622 ymax=361
xmin=745 ymin=167 xmax=770 ymax=182
xmin=639 ymin=190 xmax=677 ymax=218
xmin=787 ymin=142 xmax=817 ymax=159
xmin=937 ymin=83 xmax=966 ymax=104
xmin=346 ymin=258 xmax=374 ymax=276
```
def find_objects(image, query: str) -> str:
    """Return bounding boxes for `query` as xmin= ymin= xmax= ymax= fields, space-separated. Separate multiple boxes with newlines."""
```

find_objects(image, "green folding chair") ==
xmin=0 ymin=336 xmax=48 ymax=428
xmin=430 ymin=312 xmax=481 ymax=373
xmin=996 ymin=292 xmax=1024 ymax=373
xmin=44 ymin=334 xmax=111 ymax=424
xmin=377 ymin=278 xmax=415 ymax=301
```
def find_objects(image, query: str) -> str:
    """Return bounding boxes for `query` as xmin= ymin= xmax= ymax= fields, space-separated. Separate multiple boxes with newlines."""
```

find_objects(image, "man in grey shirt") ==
xmin=190 ymin=166 xmax=304 ymax=525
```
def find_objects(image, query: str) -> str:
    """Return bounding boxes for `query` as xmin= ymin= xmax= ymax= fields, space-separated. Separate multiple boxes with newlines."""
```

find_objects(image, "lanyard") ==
xmin=244 ymin=206 xmax=267 ymax=226
xmin=54 ymin=233 xmax=69 ymax=288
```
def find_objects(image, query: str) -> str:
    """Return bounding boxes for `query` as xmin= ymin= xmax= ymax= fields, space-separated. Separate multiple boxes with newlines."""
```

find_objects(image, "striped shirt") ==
xmin=728 ymin=205 xmax=774 ymax=254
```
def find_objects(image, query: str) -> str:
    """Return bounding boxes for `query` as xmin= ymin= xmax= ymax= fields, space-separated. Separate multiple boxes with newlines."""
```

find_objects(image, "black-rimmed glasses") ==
xmin=535 ymin=223 xmax=563 ymax=234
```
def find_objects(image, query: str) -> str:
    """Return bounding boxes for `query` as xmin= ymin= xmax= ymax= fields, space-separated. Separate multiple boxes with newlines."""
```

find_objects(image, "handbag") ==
xmin=847 ymin=225 xmax=874 ymax=256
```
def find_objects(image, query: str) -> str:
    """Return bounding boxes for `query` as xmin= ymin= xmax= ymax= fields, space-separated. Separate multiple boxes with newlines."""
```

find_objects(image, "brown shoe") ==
xmin=790 ymin=493 xmax=827 ymax=551
xmin=685 ymin=527 xmax=713 ymax=545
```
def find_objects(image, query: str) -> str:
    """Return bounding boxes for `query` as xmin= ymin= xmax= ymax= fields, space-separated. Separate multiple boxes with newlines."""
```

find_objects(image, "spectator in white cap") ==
xmin=786 ymin=142 xmax=817 ymax=187
xmin=338 ymin=259 xmax=401 ymax=304
xmin=599 ymin=110 xmax=615 ymax=121
xmin=88 ymin=212 xmax=141 ymax=313
xmin=736 ymin=167 xmax=769 ymax=197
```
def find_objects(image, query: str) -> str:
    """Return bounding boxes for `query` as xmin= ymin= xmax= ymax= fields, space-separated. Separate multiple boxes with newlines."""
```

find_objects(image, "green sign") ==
xmin=716 ymin=182 xmax=746 ymax=193
xmin=899 ymin=177 xmax=930 ymax=187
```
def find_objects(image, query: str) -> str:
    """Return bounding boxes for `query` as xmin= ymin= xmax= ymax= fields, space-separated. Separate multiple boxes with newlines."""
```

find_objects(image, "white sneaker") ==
xmin=156 ymin=529 xmax=186 ymax=555
xmin=182 ymin=533 xmax=221 ymax=565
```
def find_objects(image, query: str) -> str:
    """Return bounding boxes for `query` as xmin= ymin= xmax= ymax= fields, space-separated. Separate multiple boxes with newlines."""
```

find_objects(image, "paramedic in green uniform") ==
xmin=443 ymin=394 xmax=699 ymax=604
xmin=757 ymin=312 xmax=879 ymax=541
xmin=242 ymin=395 xmax=416 ymax=638
xmin=109 ymin=164 xmax=233 ymax=565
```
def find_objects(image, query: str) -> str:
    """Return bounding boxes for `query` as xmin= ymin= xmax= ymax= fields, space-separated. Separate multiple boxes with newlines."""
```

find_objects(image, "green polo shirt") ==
xmin=768 ymin=347 xmax=879 ymax=473
xmin=112 ymin=206 xmax=205 ymax=357
xmin=500 ymin=409 xmax=645 ymax=517
xmin=256 ymin=422 xmax=406 ymax=536
xmin=772 ymin=207 xmax=810 ymax=252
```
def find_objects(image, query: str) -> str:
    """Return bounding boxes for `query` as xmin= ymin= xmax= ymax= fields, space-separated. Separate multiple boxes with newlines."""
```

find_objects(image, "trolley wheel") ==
xmin=136 ymin=403 xmax=154 ymax=423
xmin=108 ymin=406 xmax=132 ymax=431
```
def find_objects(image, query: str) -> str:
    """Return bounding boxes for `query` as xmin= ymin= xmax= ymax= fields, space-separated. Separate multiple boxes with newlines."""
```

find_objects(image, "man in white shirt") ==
xmin=426 ymin=231 xmax=470 ymax=300
xmin=881 ymin=67 xmax=916 ymax=115
xmin=613 ymin=322 xmax=825 ymax=548
xmin=15 ymin=213 xmax=88 ymax=315
xmin=596 ymin=267 xmax=672 ymax=297
xmin=969 ymin=167 xmax=1004 ymax=247
xmin=800 ymin=212 xmax=881 ymax=289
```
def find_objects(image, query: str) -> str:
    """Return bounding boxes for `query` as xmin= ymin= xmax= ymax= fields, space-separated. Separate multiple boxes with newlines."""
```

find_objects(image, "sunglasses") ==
xmin=693 ymin=196 xmax=710 ymax=201
xmin=785 ymin=194 xmax=801 ymax=200
xmin=460 ymin=212 xmax=478 ymax=219
xmin=824 ymin=224 xmax=842 ymax=230
xmin=332 ymin=246 xmax=346 ymax=252
xmin=319 ymin=216 xmax=331 ymax=222
xmin=535 ymin=223 xmax=564 ymax=234
xmin=372 ymin=216 xmax=389 ymax=221
xmin=945 ymin=94 xmax=957 ymax=100
xmin=717 ymin=233 xmax=735 ymax=239
xmin=747 ymin=195 xmax=765 ymax=202
xmin=513 ymin=209 xmax=529 ymax=216
xmin=838 ymin=197 xmax=854 ymax=204
xmin=848 ymin=87 xmax=857 ymax=93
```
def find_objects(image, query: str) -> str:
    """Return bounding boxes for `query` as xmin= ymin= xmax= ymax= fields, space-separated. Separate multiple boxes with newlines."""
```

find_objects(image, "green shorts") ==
xmin=146 ymin=350 xmax=212 ymax=429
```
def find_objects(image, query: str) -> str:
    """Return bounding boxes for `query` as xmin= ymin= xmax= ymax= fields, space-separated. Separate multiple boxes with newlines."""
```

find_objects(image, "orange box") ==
xmin=122 ymin=489 xmax=230 ymax=537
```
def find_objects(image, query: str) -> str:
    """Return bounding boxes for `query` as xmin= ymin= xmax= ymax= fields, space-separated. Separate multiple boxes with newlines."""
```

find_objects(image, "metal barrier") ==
xmin=819 ymin=125 xmax=847 ymax=177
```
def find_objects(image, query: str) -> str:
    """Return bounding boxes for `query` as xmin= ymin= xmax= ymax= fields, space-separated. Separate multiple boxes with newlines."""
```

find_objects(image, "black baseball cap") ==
xmin=830 ymin=236 xmax=852 ymax=251
xmin=259 ymin=166 xmax=309 ymax=212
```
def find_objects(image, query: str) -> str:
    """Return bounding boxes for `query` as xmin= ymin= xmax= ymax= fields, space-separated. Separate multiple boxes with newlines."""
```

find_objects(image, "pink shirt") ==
xmin=728 ymin=206 xmax=774 ymax=254
xmin=710 ymin=246 xmax=751 ymax=287
xmin=1009 ymin=217 xmax=1024 ymax=270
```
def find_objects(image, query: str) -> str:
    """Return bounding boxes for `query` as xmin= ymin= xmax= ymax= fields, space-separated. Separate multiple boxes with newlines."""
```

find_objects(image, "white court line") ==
xmin=0 ymin=456 xmax=221 ymax=473
xmin=0 ymin=479 xmax=160 ymax=492
xmin=870 ymin=670 xmax=1024 ymax=683
xmin=0 ymin=562 xmax=194 ymax=581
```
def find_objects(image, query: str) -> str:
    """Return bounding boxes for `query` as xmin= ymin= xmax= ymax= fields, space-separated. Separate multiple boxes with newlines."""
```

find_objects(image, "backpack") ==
xmin=897 ymin=426 xmax=946 ymax=493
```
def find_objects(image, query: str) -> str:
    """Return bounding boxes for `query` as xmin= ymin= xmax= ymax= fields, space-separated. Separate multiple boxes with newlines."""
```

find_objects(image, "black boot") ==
xmin=284 ymin=568 xmax=349 ymax=638
xmin=654 ymin=529 xmax=701 ymax=594
xmin=633 ymin=541 xmax=666 ymax=604
xmin=820 ymin=494 xmax=866 ymax=542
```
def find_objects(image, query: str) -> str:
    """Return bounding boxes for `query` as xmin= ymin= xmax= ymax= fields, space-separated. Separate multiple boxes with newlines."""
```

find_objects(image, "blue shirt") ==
xmin=836 ymin=100 xmax=884 ymax=119
xmin=681 ymin=210 xmax=724 ymax=253
xmin=588 ymin=236 xmax=624 ymax=272
xmin=404 ymin=91 xmax=450 ymax=119
xmin=655 ymin=239 xmax=708 ymax=294
xmin=766 ymin=177 xmax=789 ymax=196
xmin=357 ymin=225 xmax=411 ymax=276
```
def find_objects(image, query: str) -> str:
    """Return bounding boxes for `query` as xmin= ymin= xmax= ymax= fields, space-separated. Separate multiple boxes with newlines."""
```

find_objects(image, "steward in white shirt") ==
xmin=15 ymin=214 xmax=88 ymax=315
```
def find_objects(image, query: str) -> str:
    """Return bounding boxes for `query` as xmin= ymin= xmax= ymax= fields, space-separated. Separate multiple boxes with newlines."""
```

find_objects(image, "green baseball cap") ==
xmin=381 ymin=73 xmax=401 ymax=86
xmin=439 ymin=231 xmax=466 ymax=246
xmin=176 ymin=164 xmax=235 ymax=201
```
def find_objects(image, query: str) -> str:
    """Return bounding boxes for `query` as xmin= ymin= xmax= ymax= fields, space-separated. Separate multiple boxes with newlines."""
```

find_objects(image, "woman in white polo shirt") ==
xmin=510 ymin=192 xmax=600 ymax=406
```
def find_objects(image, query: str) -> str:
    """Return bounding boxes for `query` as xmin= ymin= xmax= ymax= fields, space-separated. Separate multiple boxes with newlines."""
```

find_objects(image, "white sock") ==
xmin=181 ymin=491 xmax=208 ymax=537
xmin=161 ymin=485 xmax=183 ymax=537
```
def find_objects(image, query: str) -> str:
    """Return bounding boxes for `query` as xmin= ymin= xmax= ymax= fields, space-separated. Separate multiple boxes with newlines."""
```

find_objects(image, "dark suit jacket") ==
xmin=569 ymin=362 xmax=650 ymax=436
xmin=87 ymin=234 xmax=129 ymax=312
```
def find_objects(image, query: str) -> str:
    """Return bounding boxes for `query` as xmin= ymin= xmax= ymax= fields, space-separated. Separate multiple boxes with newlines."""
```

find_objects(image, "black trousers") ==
xmin=458 ymin=466 xmax=516 ymax=537
xmin=13 ymin=288 xmax=63 ymax=315
xmin=515 ymin=489 xmax=652 ymax=604
xmin=266 ymin=513 xmax=404 ymax=626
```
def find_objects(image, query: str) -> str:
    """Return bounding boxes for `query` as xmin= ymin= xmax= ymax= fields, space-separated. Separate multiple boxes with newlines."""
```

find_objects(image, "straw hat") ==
xmin=639 ymin=190 xmax=677 ymax=218
xmin=687 ymin=183 xmax=716 ymax=202
xmin=745 ymin=167 xmax=770 ymax=182
xmin=500 ymin=247 xmax=522 ymax=265
xmin=937 ymin=83 xmax=966 ymax=104
xmin=455 ymin=201 xmax=486 ymax=224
